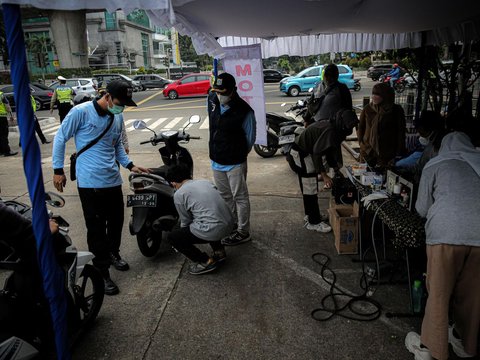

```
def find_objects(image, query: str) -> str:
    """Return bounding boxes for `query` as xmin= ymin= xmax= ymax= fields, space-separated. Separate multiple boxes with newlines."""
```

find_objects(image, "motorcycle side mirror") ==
xmin=308 ymin=87 xmax=314 ymax=93
xmin=45 ymin=192 xmax=65 ymax=208
xmin=280 ymin=103 xmax=287 ymax=107
xmin=133 ymin=120 xmax=147 ymax=130
xmin=297 ymin=100 xmax=304 ymax=106
xmin=189 ymin=115 xmax=201 ymax=124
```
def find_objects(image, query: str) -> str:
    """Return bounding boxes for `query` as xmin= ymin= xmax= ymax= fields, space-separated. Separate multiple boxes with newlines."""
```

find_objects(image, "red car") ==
xmin=162 ymin=73 xmax=211 ymax=99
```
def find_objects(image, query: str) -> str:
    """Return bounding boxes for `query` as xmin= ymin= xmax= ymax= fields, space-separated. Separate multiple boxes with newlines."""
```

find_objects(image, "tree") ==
xmin=178 ymin=34 xmax=213 ymax=70
xmin=277 ymin=57 xmax=291 ymax=72
xmin=26 ymin=34 xmax=51 ymax=82
xmin=0 ymin=11 xmax=9 ymax=68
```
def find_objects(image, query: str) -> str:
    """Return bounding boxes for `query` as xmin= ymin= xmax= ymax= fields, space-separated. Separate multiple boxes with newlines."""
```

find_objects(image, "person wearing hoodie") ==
xmin=292 ymin=109 xmax=358 ymax=232
xmin=405 ymin=132 xmax=480 ymax=360
xmin=358 ymin=83 xmax=406 ymax=168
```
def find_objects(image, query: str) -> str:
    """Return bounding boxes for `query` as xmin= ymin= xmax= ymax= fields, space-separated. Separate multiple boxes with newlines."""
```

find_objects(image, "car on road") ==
xmin=162 ymin=73 xmax=211 ymax=99
xmin=279 ymin=64 xmax=355 ymax=96
xmin=132 ymin=74 xmax=173 ymax=90
xmin=49 ymin=78 xmax=98 ymax=96
xmin=263 ymin=69 xmax=290 ymax=83
xmin=0 ymin=83 xmax=54 ymax=110
xmin=93 ymin=73 xmax=143 ymax=92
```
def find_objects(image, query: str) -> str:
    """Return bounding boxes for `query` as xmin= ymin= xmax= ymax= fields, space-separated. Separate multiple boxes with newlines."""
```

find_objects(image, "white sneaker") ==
xmin=449 ymin=326 xmax=476 ymax=358
xmin=305 ymin=221 xmax=332 ymax=233
xmin=303 ymin=215 xmax=309 ymax=223
xmin=405 ymin=332 xmax=433 ymax=360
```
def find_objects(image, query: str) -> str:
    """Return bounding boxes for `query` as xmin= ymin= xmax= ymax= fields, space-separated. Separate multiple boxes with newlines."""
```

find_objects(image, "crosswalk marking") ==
xmin=139 ymin=117 xmax=168 ymax=132
xmin=43 ymin=125 xmax=61 ymax=135
xmin=199 ymin=117 xmax=209 ymax=129
xmin=161 ymin=117 xmax=183 ymax=130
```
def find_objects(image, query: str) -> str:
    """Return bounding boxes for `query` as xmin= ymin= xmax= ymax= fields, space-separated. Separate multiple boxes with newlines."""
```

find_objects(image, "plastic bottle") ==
xmin=412 ymin=280 xmax=423 ymax=313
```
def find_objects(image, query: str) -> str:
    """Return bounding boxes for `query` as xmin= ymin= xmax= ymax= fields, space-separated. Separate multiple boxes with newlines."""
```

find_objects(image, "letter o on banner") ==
xmin=238 ymin=80 xmax=253 ymax=92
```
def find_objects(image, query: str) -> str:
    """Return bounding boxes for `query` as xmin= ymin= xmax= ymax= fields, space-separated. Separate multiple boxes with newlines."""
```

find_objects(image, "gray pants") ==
xmin=213 ymin=162 xmax=250 ymax=234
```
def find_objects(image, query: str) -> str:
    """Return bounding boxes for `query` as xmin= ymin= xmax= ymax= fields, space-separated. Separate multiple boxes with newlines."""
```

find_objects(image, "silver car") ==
xmin=49 ymin=78 xmax=98 ymax=96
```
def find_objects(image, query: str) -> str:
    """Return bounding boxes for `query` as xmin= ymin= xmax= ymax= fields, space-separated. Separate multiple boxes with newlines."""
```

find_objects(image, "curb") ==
xmin=8 ymin=117 xmax=57 ymax=133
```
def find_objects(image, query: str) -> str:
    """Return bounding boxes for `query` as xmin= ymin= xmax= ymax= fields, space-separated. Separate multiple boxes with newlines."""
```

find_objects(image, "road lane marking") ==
xmin=139 ymin=117 xmax=168 ymax=132
xmin=161 ymin=117 xmax=183 ymax=130
xmin=43 ymin=125 xmax=61 ymax=134
xmin=199 ymin=117 xmax=209 ymax=129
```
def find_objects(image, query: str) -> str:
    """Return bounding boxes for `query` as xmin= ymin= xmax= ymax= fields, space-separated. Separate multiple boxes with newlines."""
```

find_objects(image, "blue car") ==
xmin=279 ymin=65 xmax=355 ymax=96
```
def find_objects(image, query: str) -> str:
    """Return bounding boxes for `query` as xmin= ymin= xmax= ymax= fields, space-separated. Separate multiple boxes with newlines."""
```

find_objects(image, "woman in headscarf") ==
xmin=405 ymin=131 xmax=480 ymax=360
xmin=358 ymin=83 xmax=406 ymax=167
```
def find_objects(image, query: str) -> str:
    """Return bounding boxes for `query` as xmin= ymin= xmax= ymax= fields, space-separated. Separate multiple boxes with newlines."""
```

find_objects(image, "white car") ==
xmin=49 ymin=78 xmax=98 ymax=96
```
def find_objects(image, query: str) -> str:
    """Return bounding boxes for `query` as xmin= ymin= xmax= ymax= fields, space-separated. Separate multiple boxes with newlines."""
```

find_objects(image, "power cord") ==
xmin=310 ymin=252 xmax=382 ymax=322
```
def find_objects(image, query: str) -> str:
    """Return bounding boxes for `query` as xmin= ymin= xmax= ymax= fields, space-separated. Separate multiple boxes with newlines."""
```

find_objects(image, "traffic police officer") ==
xmin=0 ymin=90 xmax=17 ymax=156
xmin=50 ymin=76 xmax=75 ymax=123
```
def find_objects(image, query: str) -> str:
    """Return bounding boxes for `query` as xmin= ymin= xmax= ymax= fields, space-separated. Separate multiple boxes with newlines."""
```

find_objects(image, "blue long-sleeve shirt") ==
xmin=388 ymin=67 xmax=400 ymax=79
xmin=52 ymin=101 xmax=132 ymax=188
xmin=211 ymin=103 xmax=257 ymax=172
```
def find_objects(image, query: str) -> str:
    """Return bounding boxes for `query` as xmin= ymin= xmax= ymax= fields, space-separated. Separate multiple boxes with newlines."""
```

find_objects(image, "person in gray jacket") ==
xmin=166 ymin=164 xmax=234 ymax=275
xmin=405 ymin=131 xmax=480 ymax=360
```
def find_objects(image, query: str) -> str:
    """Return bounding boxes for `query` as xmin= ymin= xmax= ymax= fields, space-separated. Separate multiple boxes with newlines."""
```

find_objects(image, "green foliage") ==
xmin=92 ymin=68 xmax=131 ymax=76
xmin=277 ymin=57 xmax=291 ymax=72
xmin=359 ymin=57 xmax=372 ymax=69
xmin=136 ymin=66 xmax=147 ymax=74
xmin=178 ymin=35 xmax=213 ymax=71
xmin=57 ymin=67 xmax=93 ymax=78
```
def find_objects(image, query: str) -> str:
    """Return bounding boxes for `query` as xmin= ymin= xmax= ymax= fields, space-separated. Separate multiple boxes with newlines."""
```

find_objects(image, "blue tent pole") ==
xmin=213 ymin=58 xmax=218 ymax=80
xmin=2 ymin=4 xmax=70 ymax=359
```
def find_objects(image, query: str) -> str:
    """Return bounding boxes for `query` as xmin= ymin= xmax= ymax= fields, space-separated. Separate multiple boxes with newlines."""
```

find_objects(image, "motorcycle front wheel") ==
xmin=254 ymin=144 xmax=277 ymax=158
xmin=137 ymin=224 xmax=162 ymax=257
xmin=353 ymin=83 xmax=361 ymax=91
xmin=76 ymin=264 xmax=104 ymax=330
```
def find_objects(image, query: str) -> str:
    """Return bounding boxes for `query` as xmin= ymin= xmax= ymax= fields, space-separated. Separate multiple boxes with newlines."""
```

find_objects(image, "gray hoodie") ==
xmin=416 ymin=132 xmax=480 ymax=246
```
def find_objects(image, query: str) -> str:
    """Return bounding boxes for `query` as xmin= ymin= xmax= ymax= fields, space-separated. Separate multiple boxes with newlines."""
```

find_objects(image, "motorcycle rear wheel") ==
xmin=76 ymin=264 xmax=104 ymax=330
xmin=137 ymin=224 xmax=162 ymax=257
xmin=254 ymin=144 xmax=277 ymax=158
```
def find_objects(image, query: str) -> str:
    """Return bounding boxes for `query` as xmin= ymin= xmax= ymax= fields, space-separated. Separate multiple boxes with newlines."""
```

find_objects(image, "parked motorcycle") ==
xmin=0 ymin=192 xmax=104 ymax=355
xmin=353 ymin=79 xmax=361 ymax=92
xmin=253 ymin=95 xmax=308 ymax=158
xmin=127 ymin=115 xmax=201 ymax=257
xmin=379 ymin=74 xmax=407 ymax=93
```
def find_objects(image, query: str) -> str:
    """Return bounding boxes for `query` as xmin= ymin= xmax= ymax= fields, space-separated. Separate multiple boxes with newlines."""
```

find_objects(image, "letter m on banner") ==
xmin=236 ymin=64 xmax=252 ymax=77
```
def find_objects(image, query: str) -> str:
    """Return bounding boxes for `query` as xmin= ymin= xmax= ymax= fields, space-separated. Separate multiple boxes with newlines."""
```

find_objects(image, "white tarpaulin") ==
xmin=222 ymin=44 xmax=267 ymax=146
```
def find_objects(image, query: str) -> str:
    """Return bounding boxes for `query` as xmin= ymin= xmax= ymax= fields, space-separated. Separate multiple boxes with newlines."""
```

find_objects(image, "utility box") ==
xmin=328 ymin=204 xmax=359 ymax=255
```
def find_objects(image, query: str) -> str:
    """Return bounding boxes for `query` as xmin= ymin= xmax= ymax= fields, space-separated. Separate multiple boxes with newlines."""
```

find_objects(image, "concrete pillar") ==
xmin=49 ymin=10 xmax=88 ymax=68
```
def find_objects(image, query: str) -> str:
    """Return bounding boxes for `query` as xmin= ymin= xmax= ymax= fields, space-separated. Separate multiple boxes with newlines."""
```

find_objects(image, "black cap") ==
xmin=212 ymin=72 xmax=236 ymax=93
xmin=106 ymin=80 xmax=137 ymax=107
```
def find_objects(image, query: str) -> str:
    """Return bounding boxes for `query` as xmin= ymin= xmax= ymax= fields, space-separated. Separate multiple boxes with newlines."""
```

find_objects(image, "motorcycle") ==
xmin=127 ymin=115 xmax=201 ymax=257
xmin=253 ymin=96 xmax=308 ymax=158
xmin=353 ymin=79 xmax=361 ymax=92
xmin=379 ymin=74 xmax=407 ymax=93
xmin=0 ymin=192 xmax=104 ymax=355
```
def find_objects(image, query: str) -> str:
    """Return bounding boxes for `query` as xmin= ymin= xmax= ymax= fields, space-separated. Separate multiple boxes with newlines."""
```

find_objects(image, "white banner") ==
xmin=222 ymin=44 xmax=267 ymax=146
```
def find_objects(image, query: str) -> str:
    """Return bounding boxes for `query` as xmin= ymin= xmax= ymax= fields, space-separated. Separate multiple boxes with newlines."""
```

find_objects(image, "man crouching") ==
xmin=166 ymin=164 xmax=234 ymax=275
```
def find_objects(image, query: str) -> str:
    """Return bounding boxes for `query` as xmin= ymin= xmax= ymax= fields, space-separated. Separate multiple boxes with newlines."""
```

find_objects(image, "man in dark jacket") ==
xmin=292 ymin=109 xmax=358 ymax=232
xmin=207 ymin=73 xmax=256 ymax=246
xmin=305 ymin=64 xmax=353 ymax=125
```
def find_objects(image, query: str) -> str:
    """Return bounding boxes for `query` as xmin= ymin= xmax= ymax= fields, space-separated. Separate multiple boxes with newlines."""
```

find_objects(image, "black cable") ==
xmin=311 ymin=252 xmax=382 ymax=322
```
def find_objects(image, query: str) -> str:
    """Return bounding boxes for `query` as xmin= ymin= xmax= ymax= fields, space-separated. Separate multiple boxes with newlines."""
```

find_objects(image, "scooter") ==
xmin=353 ymin=79 xmax=361 ymax=92
xmin=253 ymin=96 xmax=308 ymax=158
xmin=379 ymin=74 xmax=407 ymax=93
xmin=127 ymin=115 xmax=201 ymax=257
xmin=0 ymin=192 xmax=104 ymax=356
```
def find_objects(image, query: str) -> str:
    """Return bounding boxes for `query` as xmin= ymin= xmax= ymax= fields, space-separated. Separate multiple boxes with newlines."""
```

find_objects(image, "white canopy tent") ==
xmin=2 ymin=0 xmax=480 ymax=56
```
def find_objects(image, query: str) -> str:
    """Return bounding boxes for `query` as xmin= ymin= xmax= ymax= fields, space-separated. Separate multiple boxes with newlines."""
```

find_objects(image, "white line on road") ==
xmin=161 ymin=117 xmax=183 ymax=130
xmin=43 ymin=125 xmax=61 ymax=135
xmin=199 ymin=117 xmax=209 ymax=129
xmin=139 ymin=117 xmax=168 ymax=132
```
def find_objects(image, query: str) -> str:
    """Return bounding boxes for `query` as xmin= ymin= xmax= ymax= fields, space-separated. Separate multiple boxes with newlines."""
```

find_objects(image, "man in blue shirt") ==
xmin=387 ymin=63 xmax=401 ymax=88
xmin=208 ymin=73 xmax=256 ymax=246
xmin=52 ymin=80 xmax=149 ymax=295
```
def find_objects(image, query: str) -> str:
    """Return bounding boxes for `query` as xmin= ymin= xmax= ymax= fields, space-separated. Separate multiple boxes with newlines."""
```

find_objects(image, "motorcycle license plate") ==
xmin=278 ymin=134 xmax=295 ymax=145
xmin=127 ymin=193 xmax=157 ymax=208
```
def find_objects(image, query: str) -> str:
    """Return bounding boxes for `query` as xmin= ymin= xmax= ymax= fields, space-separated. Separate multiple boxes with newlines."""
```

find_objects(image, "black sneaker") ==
xmin=104 ymin=277 xmax=119 ymax=296
xmin=3 ymin=151 xmax=18 ymax=157
xmin=221 ymin=230 xmax=251 ymax=246
xmin=212 ymin=248 xmax=227 ymax=263
xmin=188 ymin=259 xmax=218 ymax=275
xmin=110 ymin=253 xmax=129 ymax=271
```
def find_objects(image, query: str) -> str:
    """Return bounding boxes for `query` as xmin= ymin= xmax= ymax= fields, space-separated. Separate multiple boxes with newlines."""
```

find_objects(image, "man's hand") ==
xmin=124 ymin=147 xmax=130 ymax=155
xmin=131 ymin=166 xmax=150 ymax=174
xmin=322 ymin=173 xmax=333 ymax=189
xmin=49 ymin=219 xmax=59 ymax=234
xmin=53 ymin=174 xmax=67 ymax=192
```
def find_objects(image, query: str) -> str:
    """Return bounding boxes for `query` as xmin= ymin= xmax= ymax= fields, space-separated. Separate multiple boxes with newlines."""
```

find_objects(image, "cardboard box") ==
xmin=328 ymin=206 xmax=359 ymax=255
xmin=328 ymin=195 xmax=353 ymax=225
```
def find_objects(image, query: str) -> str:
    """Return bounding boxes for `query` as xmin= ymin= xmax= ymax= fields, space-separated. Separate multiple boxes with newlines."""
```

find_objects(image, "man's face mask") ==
xmin=217 ymin=93 xmax=230 ymax=105
xmin=107 ymin=95 xmax=125 ymax=115
xmin=418 ymin=131 xmax=432 ymax=146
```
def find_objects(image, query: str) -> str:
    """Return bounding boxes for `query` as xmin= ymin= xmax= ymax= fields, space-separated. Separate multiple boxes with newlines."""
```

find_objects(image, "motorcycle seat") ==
xmin=279 ymin=120 xmax=297 ymax=127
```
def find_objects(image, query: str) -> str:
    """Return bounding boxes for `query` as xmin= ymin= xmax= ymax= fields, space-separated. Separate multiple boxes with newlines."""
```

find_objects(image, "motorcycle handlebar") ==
xmin=140 ymin=140 xmax=151 ymax=145
xmin=189 ymin=136 xmax=201 ymax=140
